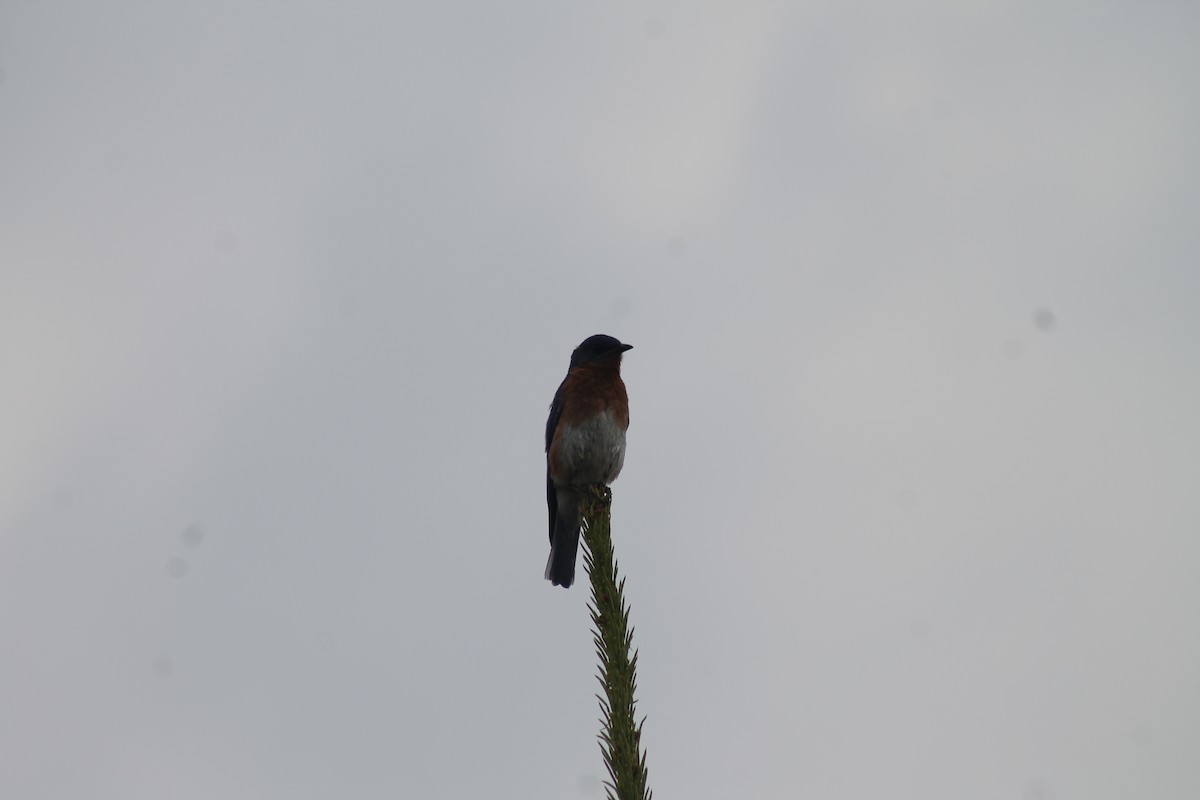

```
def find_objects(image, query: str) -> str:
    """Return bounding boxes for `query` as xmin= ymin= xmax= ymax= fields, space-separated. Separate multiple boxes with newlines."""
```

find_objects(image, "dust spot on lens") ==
xmin=338 ymin=294 xmax=359 ymax=319
xmin=1023 ymin=777 xmax=1051 ymax=800
xmin=152 ymin=654 xmax=174 ymax=679
xmin=1130 ymin=724 xmax=1154 ymax=747
xmin=577 ymin=773 xmax=601 ymax=796
xmin=214 ymin=230 xmax=238 ymax=253
xmin=666 ymin=236 xmax=688 ymax=258
xmin=182 ymin=524 xmax=204 ymax=547
xmin=1033 ymin=307 xmax=1056 ymax=332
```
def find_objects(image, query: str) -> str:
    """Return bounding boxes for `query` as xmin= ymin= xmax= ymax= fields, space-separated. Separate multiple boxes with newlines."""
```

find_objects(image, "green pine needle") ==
xmin=581 ymin=485 xmax=652 ymax=800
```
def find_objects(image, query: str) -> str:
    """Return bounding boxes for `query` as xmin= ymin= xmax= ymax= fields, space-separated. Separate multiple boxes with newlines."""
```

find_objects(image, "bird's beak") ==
xmin=619 ymin=343 xmax=634 ymax=353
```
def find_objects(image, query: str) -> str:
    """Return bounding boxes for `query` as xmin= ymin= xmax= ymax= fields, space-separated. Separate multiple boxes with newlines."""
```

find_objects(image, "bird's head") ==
xmin=570 ymin=334 xmax=633 ymax=368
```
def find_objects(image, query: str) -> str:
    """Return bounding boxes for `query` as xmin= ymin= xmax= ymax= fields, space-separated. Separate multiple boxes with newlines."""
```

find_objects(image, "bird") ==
xmin=544 ymin=334 xmax=633 ymax=588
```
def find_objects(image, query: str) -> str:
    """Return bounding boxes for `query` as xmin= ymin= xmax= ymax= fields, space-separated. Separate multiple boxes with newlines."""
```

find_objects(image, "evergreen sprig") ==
xmin=581 ymin=485 xmax=652 ymax=800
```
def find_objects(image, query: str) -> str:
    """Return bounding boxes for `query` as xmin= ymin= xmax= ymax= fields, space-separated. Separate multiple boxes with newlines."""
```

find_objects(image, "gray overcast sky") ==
xmin=2 ymin=3 xmax=1199 ymax=798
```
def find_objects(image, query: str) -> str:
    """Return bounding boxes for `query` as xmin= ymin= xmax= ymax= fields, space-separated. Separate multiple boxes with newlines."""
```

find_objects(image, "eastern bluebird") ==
xmin=544 ymin=334 xmax=633 ymax=588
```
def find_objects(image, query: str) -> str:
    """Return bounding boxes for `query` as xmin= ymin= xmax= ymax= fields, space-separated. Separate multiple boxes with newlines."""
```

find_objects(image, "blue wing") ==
xmin=545 ymin=377 xmax=568 ymax=543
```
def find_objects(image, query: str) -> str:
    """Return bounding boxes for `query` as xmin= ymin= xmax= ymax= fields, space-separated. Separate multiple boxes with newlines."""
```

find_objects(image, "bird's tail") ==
xmin=545 ymin=489 xmax=581 ymax=588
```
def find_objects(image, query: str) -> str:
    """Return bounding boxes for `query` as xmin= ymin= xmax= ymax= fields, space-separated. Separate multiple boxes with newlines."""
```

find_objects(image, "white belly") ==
xmin=554 ymin=409 xmax=627 ymax=487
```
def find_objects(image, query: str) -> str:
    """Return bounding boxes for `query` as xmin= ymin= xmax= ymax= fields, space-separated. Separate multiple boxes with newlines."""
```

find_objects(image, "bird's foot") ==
xmin=587 ymin=483 xmax=613 ymax=505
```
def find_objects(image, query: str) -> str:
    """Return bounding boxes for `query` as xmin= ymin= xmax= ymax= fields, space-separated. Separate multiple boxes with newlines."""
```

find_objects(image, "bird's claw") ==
xmin=587 ymin=483 xmax=613 ymax=505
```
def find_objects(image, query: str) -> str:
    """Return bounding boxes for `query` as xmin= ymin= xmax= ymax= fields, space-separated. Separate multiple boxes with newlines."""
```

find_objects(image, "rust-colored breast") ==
xmin=557 ymin=364 xmax=629 ymax=429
